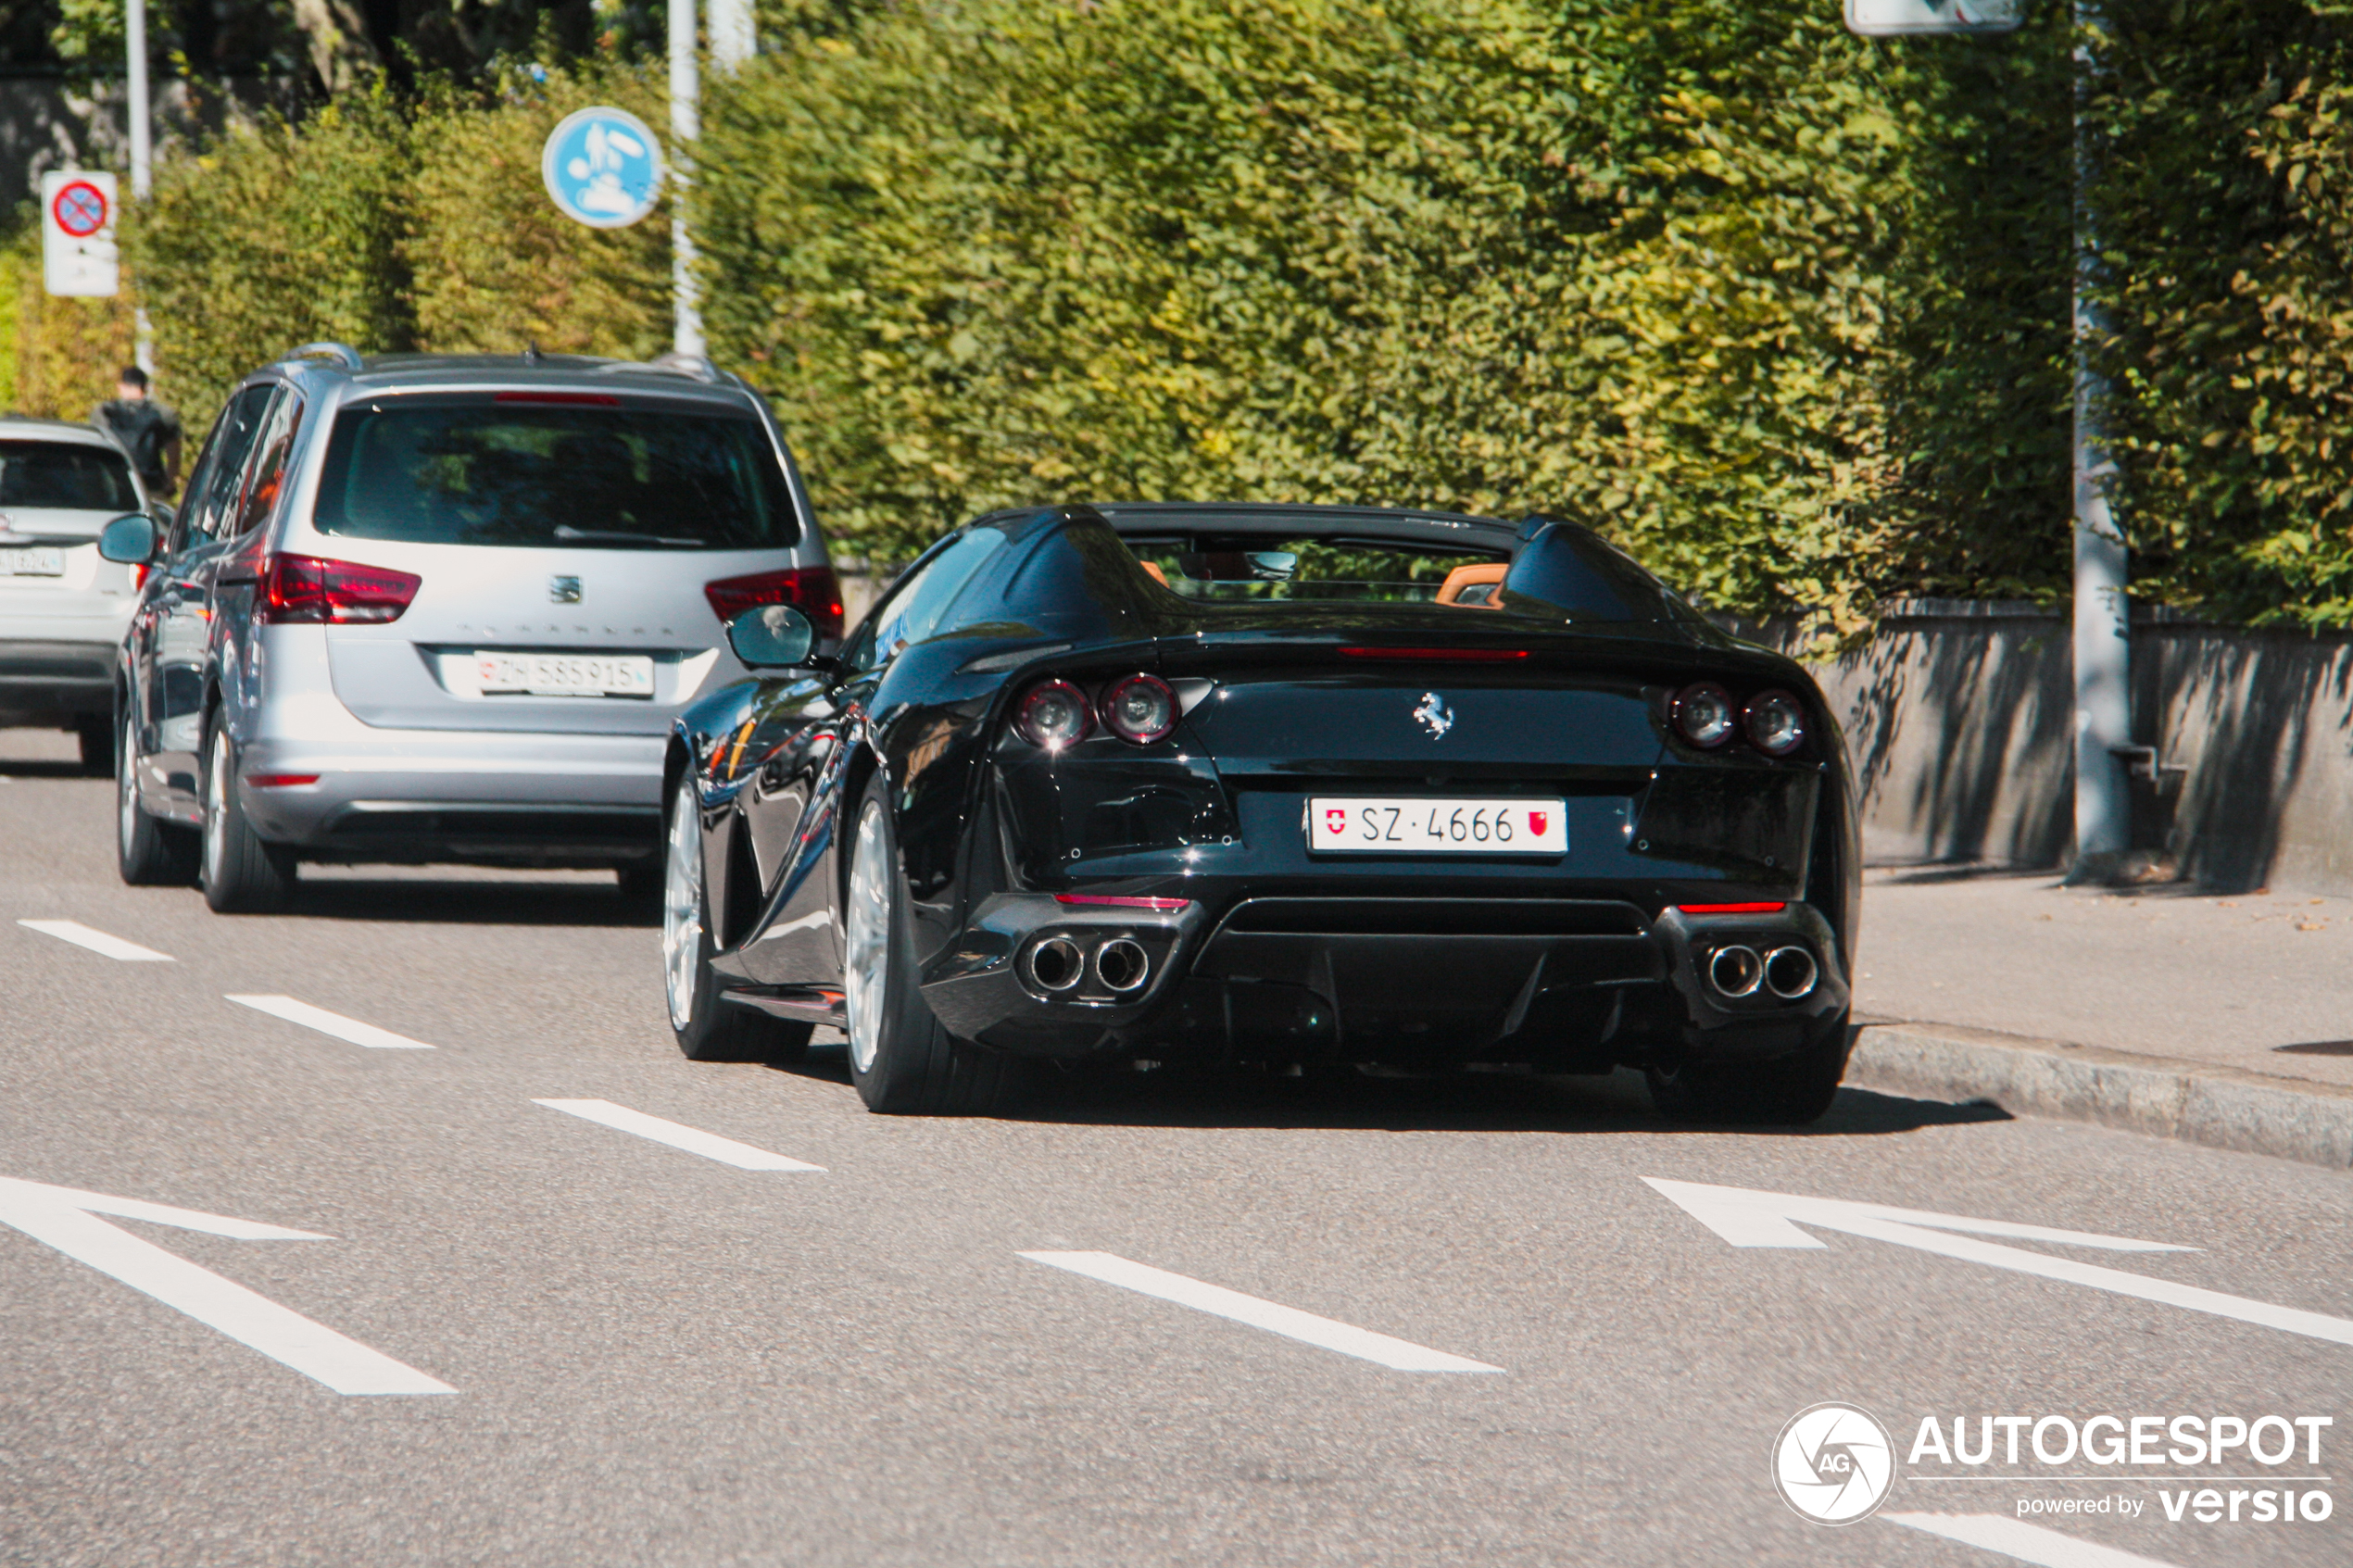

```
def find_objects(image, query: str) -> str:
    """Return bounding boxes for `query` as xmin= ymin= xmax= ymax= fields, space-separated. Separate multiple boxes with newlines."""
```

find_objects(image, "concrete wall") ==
xmin=1790 ymin=601 xmax=2353 ymax=895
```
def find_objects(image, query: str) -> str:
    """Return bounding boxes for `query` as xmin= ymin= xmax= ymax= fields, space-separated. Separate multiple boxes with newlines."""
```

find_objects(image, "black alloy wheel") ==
xmin=661 ymin=776 xmax=811 ymax=1064
xmin=1642 ymin=1011 xmax=1854 ymax=1125
xmin=842 ymin=783 xmax=1015 ymax=1116
xmin=116 ymin=709 xmax=196 ymax=886
xmin=198 ymin=719 xmax=296 ymax=913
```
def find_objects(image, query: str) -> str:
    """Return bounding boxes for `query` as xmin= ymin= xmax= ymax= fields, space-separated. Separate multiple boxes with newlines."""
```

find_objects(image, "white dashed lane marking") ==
xmin=226 ymin=995 xmax=436 ymax=1050
xmin=18 ymin=919 xmax=172 ymax=962
xmin=532 ymin=1099 xmax=826 ymax=1171
xmin=1018 ymin=1250 xmax=1504 ymax=1374
xmin=1884 ymin=1512 xmax=2184 ymax=1567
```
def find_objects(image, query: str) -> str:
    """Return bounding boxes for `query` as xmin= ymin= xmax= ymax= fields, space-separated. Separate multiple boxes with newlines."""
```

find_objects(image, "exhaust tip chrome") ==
xmin=1025 ymin=935 xmax=1085 ymax=993
xmin=1094 ymin=936 xmax=1150 ymax=994
xmin=1765 ymin=945 xmax=1818 ymax=1001
xmin=1705 ymin=944 xmax=1764 ymax=999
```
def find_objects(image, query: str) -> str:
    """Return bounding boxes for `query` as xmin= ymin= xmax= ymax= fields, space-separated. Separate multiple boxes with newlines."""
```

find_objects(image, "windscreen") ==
xmin=1123 ymin=536 xmax=1504 ymax=603
xmin=311 ymin=396 xmax=797 ymax=548
xmin=0 ymin=442 xmax=139 ymax=512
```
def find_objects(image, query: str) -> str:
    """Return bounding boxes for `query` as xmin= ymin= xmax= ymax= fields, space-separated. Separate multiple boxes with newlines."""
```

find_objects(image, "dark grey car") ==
xmin=107 ymin=345 xmax=839 ymax=912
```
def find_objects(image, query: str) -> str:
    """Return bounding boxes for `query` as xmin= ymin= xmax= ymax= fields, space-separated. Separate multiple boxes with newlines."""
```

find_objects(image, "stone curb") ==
xmin=1845 ymin=1021 xmax=2353 ymax=1171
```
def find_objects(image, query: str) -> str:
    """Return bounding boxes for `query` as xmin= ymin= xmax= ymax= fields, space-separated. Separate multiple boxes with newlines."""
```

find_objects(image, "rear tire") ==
xmin=76 ymin=714 xmax=113 ymax=776
xmin=117 ymin=710 xmax=196 ymax=886
xmin=199 ymin=721 xmax=296 ymax=913
xmin=663 ymin=778 xmax=811 ymax=1064
xmin=843 ymin=787 xmax=1015 ymax=1115
xmin=1644 ymin=1012 xmax=1853 ymax=1125
xmin=615 ymin=858 xmax=664 ymax=915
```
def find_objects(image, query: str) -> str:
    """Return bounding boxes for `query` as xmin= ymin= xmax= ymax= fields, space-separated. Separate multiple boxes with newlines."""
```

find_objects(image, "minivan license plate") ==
xmin=475 ymin=652 xmax=656 ymax=698
xmin=0 ymin=546 xmax=66 ymax=576
xmin=1308 ymin=797 xmax=1567 ymax=854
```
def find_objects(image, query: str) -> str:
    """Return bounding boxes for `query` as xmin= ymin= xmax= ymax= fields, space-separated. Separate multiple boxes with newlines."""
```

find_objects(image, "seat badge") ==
xmin=549 ymin=574 xmax=584 ymax=604
xmin=1413 ymin=691 xmax=1453 ymax=740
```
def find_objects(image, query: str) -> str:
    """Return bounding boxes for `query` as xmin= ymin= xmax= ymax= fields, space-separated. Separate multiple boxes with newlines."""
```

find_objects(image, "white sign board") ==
xmin=1846 ymin=0 xmax=2025 ymax=34
xmin=41 ymin=169 xmax=119 ymax=297
xmin=541 ymin=107 xmax=664 ymax=229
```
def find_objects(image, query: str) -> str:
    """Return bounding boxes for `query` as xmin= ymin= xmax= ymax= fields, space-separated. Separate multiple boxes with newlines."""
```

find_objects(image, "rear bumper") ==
xmin=233 ymin=726 xmax=665 ymax=864
xmin=916 ymin=892 xmax=1847 ymax=1069
xmin=0 ymin=638 xmax=117 ymax=721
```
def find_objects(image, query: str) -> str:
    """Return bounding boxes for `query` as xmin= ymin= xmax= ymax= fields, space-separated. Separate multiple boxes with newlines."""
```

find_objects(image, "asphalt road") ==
xmin=1 ymin=732 xmax=2347 ymax=1568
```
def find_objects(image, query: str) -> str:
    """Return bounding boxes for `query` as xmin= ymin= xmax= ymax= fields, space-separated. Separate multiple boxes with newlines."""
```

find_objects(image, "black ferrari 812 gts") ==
xmin=660 ymin=504 xmax=1857 ymax=1122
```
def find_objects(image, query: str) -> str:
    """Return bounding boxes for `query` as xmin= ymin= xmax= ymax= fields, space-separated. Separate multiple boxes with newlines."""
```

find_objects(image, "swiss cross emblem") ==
xmin=1325 ymin=809 xmax=1347 ymax=834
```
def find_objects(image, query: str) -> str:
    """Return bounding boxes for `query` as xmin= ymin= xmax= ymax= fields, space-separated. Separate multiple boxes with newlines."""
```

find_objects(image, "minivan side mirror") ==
xmin=96 ymin=513 xmax=158 ymax=565
xmin=726 ymin=603 xmax=816 ymax=670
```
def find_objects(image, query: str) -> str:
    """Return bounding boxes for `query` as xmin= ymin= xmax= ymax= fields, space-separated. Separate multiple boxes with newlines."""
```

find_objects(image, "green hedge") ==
xmin=702 ymin=0 xmax=2071 ymax=630
xmin=67 ymin=1 xmax=2353 ymax=628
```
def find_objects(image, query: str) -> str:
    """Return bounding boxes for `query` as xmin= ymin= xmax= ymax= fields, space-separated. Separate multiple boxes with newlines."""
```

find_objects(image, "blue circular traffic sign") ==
xmin=541 ymin=107 xmax=664 ymax=230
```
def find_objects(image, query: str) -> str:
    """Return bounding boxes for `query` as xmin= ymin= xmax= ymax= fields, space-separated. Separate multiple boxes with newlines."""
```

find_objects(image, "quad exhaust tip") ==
xmin=1705 ymin=944 xmax=1763 ymax=999
xmin=1764 ymin=945 xmax=1818 ymax=1001
xmin=1094 ymin=937 xmax=1150 ymax=994
xmin=1026 ymin=935 xmax=1084 ymax=993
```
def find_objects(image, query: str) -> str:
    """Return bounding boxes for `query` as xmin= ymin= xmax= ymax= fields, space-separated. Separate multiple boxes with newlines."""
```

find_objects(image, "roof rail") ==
xmin=641 ymin=351 xmax=718 ymax=383
xmin=280 ymin=342 xmax=365 ymax=370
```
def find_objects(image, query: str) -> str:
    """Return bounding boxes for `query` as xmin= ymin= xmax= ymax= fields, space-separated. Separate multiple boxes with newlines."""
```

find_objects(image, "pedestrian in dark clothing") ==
xmin=93 ymin=366 xmax=182 ymax=499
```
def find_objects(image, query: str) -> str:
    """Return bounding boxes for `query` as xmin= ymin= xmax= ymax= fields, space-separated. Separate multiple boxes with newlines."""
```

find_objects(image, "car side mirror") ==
xmin=726 ymin=604 xmax=816 ymax=670
xmin=97 ymin=513 xmax=158 ymax=565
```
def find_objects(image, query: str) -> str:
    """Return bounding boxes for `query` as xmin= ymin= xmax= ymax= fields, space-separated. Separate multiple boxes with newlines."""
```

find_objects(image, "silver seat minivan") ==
xmin=107 ymin=345 xmax=839 ymax=912
xmin=0 ymin=417 xmax=157 ymax=772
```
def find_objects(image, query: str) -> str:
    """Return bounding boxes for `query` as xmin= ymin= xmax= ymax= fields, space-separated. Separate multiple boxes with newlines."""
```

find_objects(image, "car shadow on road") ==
xmin=281 ymin=873 xmax=657 ymax=928
xmin=0 ymin=759 xmax=97 ymax=781
xmin=770 ymin=1043 xmax=2011 ymax=1137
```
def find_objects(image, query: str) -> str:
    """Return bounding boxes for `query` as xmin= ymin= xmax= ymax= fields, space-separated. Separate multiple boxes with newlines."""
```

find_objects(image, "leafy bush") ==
xmin=124 ymin=91 xmax=414 ymax=420
xmin=2084 ymin=2 xmax=2353 ymax=626
xmin=700 ymin=0 xmax=2074 ymax=628
xmin=0 ymin=214 xmax=140 ymax=420
xmin=403 ymin=68 xmax=673 ymax=359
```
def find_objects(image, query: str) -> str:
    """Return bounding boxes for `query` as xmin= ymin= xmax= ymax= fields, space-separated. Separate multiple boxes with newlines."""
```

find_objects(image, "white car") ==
xmin=0 ymin=418 xmax=153 ymax=772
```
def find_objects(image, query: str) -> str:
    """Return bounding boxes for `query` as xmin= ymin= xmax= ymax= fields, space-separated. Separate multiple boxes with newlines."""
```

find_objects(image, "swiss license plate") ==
xmin=1308 ymin=797 xmax=1567 ymax=854
xmin=475 ymin=652 xmax=656 ymax=698
xmin=0 ymin=546 xmax=66 ymax=576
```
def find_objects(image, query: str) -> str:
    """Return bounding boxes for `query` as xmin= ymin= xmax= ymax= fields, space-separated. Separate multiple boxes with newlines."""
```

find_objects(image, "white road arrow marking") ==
xmin=0 ymin=1177 xmax=453 ymax=1395
xmin=227 ymin=995 xmax=434 ymax=1049
xmin=19 ymin=919 xmax=171 ymax=961
xmin=1645 ymin=1177 xmax=2353 ymax=1348
xmin=1885 ymin=1512 xmax=2185 ymax=1567
xmin=1020 ymin=1250 xmax=1504 ymax=1373
xmin=533 ymin=1099 xmax=824 ymax=1171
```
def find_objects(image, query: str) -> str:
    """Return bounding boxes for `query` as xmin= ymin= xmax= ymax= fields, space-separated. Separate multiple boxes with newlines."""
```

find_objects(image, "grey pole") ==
xmin=668 ymin=0 xmax=704 ymax=357
xmin=127 ymin=0 xmax=155 ymax=373
xmin=2070 ymin=0 xmax=2130 ymax=874
xmin=710 ymin=0 xmax=753 ymax=73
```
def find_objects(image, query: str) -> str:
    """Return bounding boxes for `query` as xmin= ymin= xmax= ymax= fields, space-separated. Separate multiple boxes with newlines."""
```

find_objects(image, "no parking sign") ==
xmin=541 ymin=107 xmax=664 ymax=229
xmin=42 ymin=169 xmax=119 ymax=297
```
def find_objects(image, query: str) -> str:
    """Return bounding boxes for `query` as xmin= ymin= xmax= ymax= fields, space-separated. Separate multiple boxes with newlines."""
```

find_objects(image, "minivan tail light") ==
xmin=258 ymin=555 xmax=422 ymax=624
xmin=704 ymin=567 xmax=845 ymax=641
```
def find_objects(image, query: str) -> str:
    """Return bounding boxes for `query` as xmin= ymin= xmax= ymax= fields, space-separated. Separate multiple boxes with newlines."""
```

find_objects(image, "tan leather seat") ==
xmin=1437 ymin=562 xmax=1507 ymax=607
xmin=1140 ymin=560 xmax=1170 ymax=587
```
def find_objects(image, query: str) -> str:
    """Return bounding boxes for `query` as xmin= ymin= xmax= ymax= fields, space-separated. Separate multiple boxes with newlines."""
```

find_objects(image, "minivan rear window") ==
xmin=0 ymin=442 xmax=139 ymax=512
xmin=311 ymin=396 xmax=798 ymax=549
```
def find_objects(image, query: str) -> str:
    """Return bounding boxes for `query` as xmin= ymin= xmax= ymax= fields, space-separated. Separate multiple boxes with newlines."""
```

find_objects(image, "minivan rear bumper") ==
xmin=233 ymin=726 xmax=665 ymax=865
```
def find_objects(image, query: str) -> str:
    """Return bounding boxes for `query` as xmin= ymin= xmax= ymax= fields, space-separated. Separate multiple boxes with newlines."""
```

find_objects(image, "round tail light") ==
xmin=1671 ymin=682 xmax=1736 ymax=748
xmin=1743 ymin=690 xmax=1806 ymax=756
xmin=1101 ymin=673 xmax=1176 ymax=744
xmin=1014 ymin=680 xmax=1093 ymax=749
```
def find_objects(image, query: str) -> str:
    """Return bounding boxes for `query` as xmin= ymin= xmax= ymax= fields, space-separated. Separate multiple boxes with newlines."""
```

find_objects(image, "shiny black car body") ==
xmin=660 ymin=503 xmax=1858 ymax=1122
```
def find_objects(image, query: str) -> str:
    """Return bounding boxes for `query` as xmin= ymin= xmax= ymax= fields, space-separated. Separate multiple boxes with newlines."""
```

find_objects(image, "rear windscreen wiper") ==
xmin=552 ymin=526 xmax=706 ymax=548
